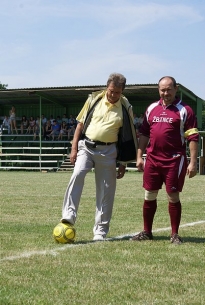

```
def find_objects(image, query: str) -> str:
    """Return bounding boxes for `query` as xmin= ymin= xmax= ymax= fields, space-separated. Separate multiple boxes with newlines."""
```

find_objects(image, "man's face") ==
xmin=158 ymin=78 xmax=178 ymax=105
xmin=106 ymin=82 xmax=123 ymax=104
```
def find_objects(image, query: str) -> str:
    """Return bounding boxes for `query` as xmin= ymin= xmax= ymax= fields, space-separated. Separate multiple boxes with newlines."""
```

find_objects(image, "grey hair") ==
xmin=158 ymin=76 xmax=177 ymax=87
xmin=107 ymin=73 xmax=126 ymax=90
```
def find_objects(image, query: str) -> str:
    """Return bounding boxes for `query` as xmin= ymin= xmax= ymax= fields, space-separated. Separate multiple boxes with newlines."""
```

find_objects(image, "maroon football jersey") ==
xmin=140 ymin=98 xmax=199 ymax=161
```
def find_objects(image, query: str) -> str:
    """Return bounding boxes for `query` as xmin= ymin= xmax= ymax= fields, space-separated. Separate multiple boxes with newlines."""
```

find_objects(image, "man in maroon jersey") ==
xmin=132 ymin=76 xmax=199 ymax=244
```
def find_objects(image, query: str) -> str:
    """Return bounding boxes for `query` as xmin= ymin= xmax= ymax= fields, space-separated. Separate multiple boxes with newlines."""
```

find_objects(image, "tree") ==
xmin=202 ymin=100 xmax=205 ymax=130
xmin=0 ymin=82 xmax=8 ymax=90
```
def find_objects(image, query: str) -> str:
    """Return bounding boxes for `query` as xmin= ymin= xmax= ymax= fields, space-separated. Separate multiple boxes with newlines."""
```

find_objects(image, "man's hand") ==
xmin=186 ymin=162 xmax=197 ymax=178
xmin=69 ymin=122 xmax=83 ymax=165
xmin=187 ymin=141 xmax=198 ymax=178
xmin=136 ymin=157 xmax=144 ymax=172
xmin=117 ymin=164 xmax=126 ymax=179
xmin=70 ymin=148 xmax=78 ymax=165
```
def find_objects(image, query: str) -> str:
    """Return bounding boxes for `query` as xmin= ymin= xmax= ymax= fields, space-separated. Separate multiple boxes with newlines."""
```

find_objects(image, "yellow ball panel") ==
xmin=53 ymin=223 xmax=76 ymax=244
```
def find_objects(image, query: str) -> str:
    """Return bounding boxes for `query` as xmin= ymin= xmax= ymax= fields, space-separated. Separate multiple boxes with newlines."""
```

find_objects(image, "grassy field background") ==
xmin=1 ymin=171 xmax=205 ymax=305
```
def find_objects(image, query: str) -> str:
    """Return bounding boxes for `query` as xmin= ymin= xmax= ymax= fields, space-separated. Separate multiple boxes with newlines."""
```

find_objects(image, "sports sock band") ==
xmin=168 ymin=201 xmax=182 ymax=235
xmin=143 ymin=199 xmax=157 ymax=234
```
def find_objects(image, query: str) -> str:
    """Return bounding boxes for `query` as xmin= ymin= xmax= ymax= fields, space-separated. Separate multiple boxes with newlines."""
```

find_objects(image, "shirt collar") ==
xmin=104 ymin=94 xmax=121 ymax=108
xmin=159 ymin=97 xmax=181 ymax=106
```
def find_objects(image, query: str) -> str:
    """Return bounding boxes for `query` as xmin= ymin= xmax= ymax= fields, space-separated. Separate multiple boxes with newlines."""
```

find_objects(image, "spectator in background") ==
xmin=44 ymin=120 xmax=52 ymax=140
xmin=58 ymin=121 xmax=68 ymax=140
xmin=133 ymin=113 xmax=139 ymax=138
xmin=133 ymin=113 xmax=139 ymax=128
xmin=41 ymin=114 xmax=47 ymax=134
xmin=67 ymin=114 xmax=76 ymax=139
xmin=33 ymin=116 xmax=40 ymax=140
xmin=27 ymin=116 xmax=36 ymax=134
xmin=1 ymin=115 xmax=11 ymax=134
xmin=62 ymin=114 xmax=69 ymax=125
xmin=56 ymin=115 xmax=62 ymax=125
xmin=47 ymin=119 xmax=60 ymax=140
xmin=49 ymin=115 xmax=55 ymax=125
xmin=137 ymin=113 xmax=144 ymax=129
xmin=9 ymin=105 xmax=18 ymax=134
xmin=20 ymin=115 xmax=29 ymax=134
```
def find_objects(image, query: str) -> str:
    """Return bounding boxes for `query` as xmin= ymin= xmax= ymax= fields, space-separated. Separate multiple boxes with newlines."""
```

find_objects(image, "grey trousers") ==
xmin=62 ymin=139 xmax=117 ymax=237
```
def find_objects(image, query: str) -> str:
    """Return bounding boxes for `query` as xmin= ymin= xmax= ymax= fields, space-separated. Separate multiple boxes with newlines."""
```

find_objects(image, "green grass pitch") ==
xmin=1 ymin=171 xmax=205 ymax=305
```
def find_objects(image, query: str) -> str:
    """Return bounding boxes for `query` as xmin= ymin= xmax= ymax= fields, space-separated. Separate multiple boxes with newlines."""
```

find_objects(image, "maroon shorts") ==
xmin=143 ymin=154 xmax=187 ymax=193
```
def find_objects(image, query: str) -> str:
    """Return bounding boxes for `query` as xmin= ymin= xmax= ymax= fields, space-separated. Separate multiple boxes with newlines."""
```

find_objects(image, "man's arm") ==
xmin=187 ymin=140 xmax=198 ymax=178
xmin=70 ymin=122 xmax=84 ymax=165
xmin=136 ymin=134 xmax=149 ymax=171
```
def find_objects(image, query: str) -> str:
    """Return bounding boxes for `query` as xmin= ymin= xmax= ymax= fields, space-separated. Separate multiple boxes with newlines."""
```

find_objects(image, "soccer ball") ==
xmin=53 ymin=222 xmax=76 ymax=243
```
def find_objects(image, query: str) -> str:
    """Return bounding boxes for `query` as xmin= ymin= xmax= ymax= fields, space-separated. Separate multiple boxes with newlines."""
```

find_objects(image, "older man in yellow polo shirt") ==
xmin=61 ymin=73 xmax=138 ymax=241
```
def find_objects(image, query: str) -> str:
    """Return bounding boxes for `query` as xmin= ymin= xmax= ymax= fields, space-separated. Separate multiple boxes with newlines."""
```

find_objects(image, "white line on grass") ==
xmin=1 ymin=220 xmax=205 ymax=262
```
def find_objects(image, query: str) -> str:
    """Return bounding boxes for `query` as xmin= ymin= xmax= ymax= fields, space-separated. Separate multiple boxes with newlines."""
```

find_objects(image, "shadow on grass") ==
xmin=148 ymin=235 xmax=205 ymax=243
xmin=181 ymin=236 xmax=205 ymax=243
xmin=73 ymin=235 xmax=205 ymax=244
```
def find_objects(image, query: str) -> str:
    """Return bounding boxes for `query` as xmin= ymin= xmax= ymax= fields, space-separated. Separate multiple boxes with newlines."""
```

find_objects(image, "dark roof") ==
xmin=0 ymin=83 xmax=203 ymax=108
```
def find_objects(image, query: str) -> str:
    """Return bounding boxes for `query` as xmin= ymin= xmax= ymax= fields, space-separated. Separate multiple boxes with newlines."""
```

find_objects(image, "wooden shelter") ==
xmin=0 ymin=83 xmax=204 ymax=172
xmin=0 ymin=83 xmax=204 ymax=128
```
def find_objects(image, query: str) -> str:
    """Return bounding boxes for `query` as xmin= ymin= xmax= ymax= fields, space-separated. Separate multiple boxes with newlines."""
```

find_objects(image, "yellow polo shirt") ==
xmin=77 ymin=94 xmax=123 ymax=142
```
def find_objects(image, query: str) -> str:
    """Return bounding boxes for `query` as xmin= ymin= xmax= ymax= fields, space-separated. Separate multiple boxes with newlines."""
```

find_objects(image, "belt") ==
xmin=84 ymin=136 xmax=114 ymax=146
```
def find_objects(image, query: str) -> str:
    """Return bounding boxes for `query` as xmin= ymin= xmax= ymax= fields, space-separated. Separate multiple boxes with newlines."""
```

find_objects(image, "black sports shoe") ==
xmin=131 ymin=230 xmax=153 ymax=241
xmin=61 ymin=219 xmax=72 ymax=225
xmin=170 ymin=233 xmax=183 ymax=245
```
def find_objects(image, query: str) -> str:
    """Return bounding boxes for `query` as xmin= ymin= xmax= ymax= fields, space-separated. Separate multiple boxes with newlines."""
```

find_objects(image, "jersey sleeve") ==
xmin=184 ymin=105 xmax=199 ymax=142
xmin=76 ymin=97 xmax=91 ymax=123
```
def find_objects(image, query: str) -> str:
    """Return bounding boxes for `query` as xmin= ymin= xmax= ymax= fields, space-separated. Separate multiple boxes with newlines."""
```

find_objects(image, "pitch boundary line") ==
xmin=1 ymin=220 xmax=205 ymax=262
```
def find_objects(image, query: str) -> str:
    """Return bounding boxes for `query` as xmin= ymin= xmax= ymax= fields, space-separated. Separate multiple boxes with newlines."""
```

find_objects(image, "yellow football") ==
xmin=53 ymin=222 xmax=76 ymax=243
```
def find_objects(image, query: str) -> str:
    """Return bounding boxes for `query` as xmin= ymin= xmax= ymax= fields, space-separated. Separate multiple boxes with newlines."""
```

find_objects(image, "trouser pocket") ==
xmin=84 ymin=139 xmax=96 ymax=148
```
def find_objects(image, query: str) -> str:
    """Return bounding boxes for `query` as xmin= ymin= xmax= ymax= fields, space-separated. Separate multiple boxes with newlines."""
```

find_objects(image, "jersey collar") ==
xmin=104 ymin=95 xmax=121 ymax=107
xmin=159 ymin=97 xmax=181 ymax=106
